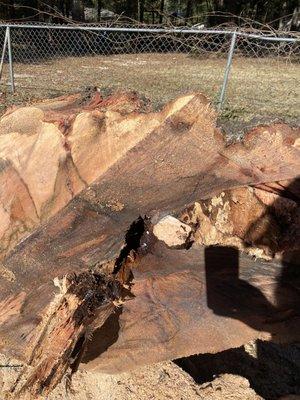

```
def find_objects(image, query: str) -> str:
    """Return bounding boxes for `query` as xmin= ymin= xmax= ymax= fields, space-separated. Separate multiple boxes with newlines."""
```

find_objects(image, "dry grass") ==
xmin=0 ymin=53 xmax=299 ymax=121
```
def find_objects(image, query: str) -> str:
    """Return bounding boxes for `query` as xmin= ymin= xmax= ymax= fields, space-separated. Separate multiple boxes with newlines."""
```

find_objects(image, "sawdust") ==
xmin=0 ymin=354 xmax=261 ymax=400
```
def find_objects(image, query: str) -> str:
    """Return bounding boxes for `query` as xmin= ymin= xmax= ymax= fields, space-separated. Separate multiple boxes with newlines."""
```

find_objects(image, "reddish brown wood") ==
xmin=0 ymin=91 xmax=299 ymax=397
xmin=82 ymin=241 xmax=300 ymax=374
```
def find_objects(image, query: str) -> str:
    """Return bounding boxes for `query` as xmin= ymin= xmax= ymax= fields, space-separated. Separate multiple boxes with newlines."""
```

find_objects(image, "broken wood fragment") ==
xmin=11 ymin=271 xmax=123 ymax=397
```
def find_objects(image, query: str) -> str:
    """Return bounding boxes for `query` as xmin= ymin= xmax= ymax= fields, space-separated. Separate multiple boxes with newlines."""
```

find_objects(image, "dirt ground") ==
xmin=0 ymin=53 xmax=299 ymax=121
xmin=1 ymin=341 xmax=300 ymax=399
xmin=50 ymin=363 xmax=262 ymax=400
xmin=0 ymin=356 xmax=260 ymax=400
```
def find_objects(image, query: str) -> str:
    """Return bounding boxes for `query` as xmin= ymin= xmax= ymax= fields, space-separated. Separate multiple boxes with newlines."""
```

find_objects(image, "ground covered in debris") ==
xmin=51 ymin=361 xmax=262 ymax=400
xmin=51 ymin=341 xmax=300 ymax=400
xmin=1 ymin=341 xmax=299 ymax=399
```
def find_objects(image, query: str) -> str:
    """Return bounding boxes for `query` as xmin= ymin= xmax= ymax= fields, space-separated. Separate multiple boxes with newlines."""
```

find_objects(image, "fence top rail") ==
xmin=0 ymin=23 xmax=299 ymax=43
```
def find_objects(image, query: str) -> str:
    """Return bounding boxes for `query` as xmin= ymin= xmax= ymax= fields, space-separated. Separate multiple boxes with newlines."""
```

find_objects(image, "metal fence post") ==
xmin=0 ymin=26 xmax=9 ymax=82
xmin=218 ymin=31 xmax=237 ymax=112
xmin=7 ymin=26 xmax=15 ymax=93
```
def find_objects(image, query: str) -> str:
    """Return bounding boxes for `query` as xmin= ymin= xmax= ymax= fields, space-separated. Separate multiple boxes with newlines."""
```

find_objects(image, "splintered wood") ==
xmin=0 ymin=90 xmax=299 ymax=398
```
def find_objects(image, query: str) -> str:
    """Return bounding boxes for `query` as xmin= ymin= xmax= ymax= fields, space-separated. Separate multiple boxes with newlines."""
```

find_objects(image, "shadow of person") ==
xmin=176 ymin=177 xmax=300 ymax=399
xmin=204 ymin=245 xmax=278 ymax=330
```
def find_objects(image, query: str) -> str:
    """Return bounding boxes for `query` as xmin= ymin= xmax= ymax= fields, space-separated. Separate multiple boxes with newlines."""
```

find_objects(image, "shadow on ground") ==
xmin=175 ymin=341 xmax=300 ymax=399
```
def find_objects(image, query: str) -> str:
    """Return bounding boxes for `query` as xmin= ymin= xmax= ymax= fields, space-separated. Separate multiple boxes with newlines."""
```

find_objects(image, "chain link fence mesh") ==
xmin=0 ymin=24 xmax=299 ymax=120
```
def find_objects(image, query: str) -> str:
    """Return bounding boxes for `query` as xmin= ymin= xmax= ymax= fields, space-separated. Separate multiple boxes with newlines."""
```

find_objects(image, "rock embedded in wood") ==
xmin=153 ymin=215 xmax=192 ymax=247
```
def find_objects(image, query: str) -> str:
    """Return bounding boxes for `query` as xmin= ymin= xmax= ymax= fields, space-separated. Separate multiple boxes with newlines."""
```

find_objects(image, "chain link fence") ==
xmin=0 ymin=23 xmax=299 ymax=120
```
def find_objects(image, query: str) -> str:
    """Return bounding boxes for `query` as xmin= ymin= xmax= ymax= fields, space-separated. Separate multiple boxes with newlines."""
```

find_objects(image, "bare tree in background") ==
xmin=0 ymin=0 xmax=298 ymax=29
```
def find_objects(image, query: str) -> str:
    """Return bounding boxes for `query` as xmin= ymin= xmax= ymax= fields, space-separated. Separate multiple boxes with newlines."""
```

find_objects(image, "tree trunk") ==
xmin=58 ymin=0 xmax=65 ymax=15
xmin=97 ymin=0 xmax=102 ymax=22
xmin=72 ymin=0 xmax=85 ymax=21
xmin=139 ymin=0 xmax=145 ymax=22
xmin=159 ymin=0 xmax=165 ymax=24
xmin=0 ymin=0 xmax=13 ymax=20
xmin=152 ymin=10 xmax=155 ymax=24
xmin=185 ymin=0 xmax=193 ymax=21
xmin=0 ymin=90 xmax=299 ymax=398
xmin=124 ymin=0 xmax=138 ymax=20
xmin=65 ymin=0 xmax=71 ymax=18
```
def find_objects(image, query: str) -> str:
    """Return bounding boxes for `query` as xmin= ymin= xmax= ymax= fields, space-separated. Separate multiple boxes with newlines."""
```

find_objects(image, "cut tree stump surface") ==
xmin=0 ymin=90 xmax=299 ymax=397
